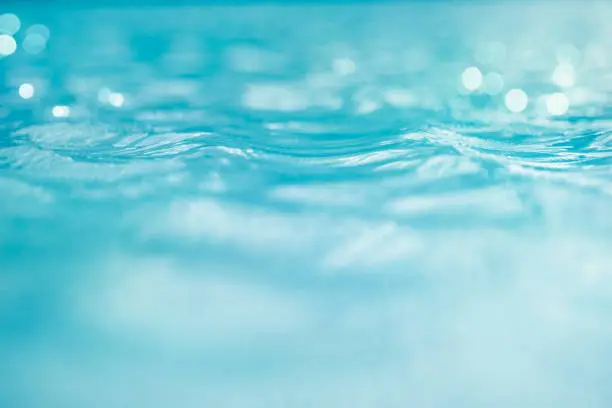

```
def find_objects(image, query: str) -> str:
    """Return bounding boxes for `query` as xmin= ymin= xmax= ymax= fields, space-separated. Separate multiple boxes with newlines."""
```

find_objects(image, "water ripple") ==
xmin=1 ymin=5 xmax=612 ymax=234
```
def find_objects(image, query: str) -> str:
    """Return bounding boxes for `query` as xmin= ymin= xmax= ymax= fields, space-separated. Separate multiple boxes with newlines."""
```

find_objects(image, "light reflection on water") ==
xmin=2 ymin=2 xmax=612 ymax=408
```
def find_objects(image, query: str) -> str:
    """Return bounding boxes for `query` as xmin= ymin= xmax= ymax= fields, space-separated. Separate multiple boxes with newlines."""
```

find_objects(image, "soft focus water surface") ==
xmin=3 ymin=2 xmax=612 ymax=407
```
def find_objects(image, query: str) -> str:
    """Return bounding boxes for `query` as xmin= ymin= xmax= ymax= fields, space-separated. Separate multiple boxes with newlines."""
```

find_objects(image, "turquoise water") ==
xmin=2 ymin=2 xmax=612 ymax=407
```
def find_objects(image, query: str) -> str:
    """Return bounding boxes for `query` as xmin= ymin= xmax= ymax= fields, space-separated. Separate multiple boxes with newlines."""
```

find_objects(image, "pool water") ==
xmin=2 ymin=2 xmax=612 ymax=407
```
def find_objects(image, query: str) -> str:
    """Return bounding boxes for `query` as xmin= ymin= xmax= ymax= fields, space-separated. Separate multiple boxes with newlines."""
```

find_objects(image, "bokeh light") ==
xmin=546 ymin=92 xmax=570 ymax=116
xmin=23 ymin=33 xmax=47 ymax=54
xmin=27 ymin=24 xmax=50 ymax=40
xmin=505 ymin=89 xmax=528 ymax=113
xmin=0 ymin=34 xmax=17 ymax=56
xmin=52 ymin=105 xmax=70 ymax=118
xmin=97 ymin=88 xmax=112 ymax=103
xmin=461 ymin=66 xmax=483 ymax=91
xmin=0 ymin=13 xmax=21 ymax=35
xmin=108 ymin=92 xmax=125 ymax=107
xmin=552 ymin=63 xmax=575 ymax=88
xmin=18 ymin=83 xmax=35 ymax=99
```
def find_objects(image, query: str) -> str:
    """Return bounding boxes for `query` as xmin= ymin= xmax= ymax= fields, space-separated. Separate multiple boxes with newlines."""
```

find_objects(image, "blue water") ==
xmin=2 ymin=2 xmax=612 ymax=407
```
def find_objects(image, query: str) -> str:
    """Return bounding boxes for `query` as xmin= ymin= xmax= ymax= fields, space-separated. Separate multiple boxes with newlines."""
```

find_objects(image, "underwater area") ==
xmin=2 ymin=1 xmax=612 ymax=407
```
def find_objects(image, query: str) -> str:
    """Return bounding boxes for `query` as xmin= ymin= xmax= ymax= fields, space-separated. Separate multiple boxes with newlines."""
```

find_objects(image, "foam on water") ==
xmin=2 ymin=2 xmax=612 ymax=408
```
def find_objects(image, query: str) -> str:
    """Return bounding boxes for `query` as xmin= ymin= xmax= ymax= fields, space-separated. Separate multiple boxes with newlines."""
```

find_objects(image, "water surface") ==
xmin=2 ymin=2 xmax=612 ymax=407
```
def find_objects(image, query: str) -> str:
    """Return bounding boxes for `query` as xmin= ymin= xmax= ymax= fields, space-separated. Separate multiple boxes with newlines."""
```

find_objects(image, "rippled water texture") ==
xmin=3 ymin=2 xmax=612 ymax=407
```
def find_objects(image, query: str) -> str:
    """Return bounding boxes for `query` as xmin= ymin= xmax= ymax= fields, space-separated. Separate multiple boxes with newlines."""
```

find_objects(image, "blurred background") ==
xmin=2 ymin=1 xmax=612 ymax=408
